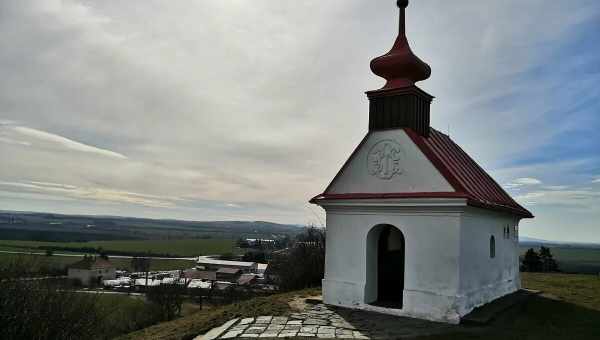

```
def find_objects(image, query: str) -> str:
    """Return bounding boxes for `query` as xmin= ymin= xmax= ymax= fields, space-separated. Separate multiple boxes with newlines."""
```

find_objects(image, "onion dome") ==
xmin=370 ymin=0 xmax=431 ymax=90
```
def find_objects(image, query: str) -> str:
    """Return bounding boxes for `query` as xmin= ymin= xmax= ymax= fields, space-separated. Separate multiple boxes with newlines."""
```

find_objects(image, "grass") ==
xmin=0 ymin=253 xmax=196 ymax=273
xmin=0 ymin=238 xmax=237 ymax=257
xmin=117 ymin=288 xmax=321 ymax=340
xmin=420 ymin=272 xmax=600 ymax=340
xmin=521 ymin=272 xmax=600 ymax=311
xmin=94 ymin=294 xmax=163 ymax=339
xmin=119 ymin=273 xmax=600 ymax=340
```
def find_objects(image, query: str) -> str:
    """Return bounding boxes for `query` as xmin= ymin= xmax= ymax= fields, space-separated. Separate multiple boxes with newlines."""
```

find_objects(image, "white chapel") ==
xmin=310 ymin=0 xmax=533 ymax=324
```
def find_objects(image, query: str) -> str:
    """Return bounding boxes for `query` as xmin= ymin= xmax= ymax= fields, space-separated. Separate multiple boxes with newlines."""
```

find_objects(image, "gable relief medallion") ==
xmin=367 ymin=139 xmax=405 ymax=180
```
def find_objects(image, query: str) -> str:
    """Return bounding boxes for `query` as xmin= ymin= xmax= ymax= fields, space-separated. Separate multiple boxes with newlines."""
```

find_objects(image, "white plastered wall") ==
xmin=321 ymin=205 xmax=464 ymax=324
xmin=456 ymin=207 xmax=521 ymax=316
xmin=326 ymin=130 xmax=453 ymax=194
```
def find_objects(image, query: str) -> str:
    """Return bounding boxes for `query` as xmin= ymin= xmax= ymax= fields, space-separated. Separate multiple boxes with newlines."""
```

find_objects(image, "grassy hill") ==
xmin=0 ymin=211 xmax=303 ymax=242
xmin=119 ymin=273 xmax=600 ymax=340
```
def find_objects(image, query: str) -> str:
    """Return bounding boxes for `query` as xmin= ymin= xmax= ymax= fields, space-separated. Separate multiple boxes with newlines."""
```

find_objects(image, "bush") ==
xmin=146 ymin=283 xmax=187 ymax=321
xmin=269 ymin=227 xmax=325 ymax=291
xmin=0 ymin=280 xmax=104 ymax=340
xmin=0 ymin=257 xmax=162 ymax=340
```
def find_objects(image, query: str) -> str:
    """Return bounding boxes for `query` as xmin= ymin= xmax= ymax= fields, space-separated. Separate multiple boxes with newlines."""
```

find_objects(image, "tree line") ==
xmin=521 ymin=246 xmax=559 ymax=272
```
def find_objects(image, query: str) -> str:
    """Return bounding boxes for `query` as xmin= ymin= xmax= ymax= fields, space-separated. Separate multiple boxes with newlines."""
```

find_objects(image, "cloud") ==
xmin=0 ymin=0 xmax=599 ymax=240
xmin=592 ymin=177 xmax=600 ymax=183
xmin=0 ymin=126 xmax=127 ymax=159
xmin=225 ymin=203 xmax=243 ymax=209
xmin=0 ymin=180 xmax=183 ymax=208
xmin=0 ymin=136 xmax=31 ymax=146
xmin=543 ymin=185 xmax=569 ymax=191
xmin=515 ymin=187 xmax=600 ymax=209
xmin=504 ymin=177 xmax=542 ymax=189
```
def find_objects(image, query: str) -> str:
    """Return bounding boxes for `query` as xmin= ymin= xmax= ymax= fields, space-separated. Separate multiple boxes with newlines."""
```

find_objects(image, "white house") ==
xmin=67 ymin=256 xmax=116 ymax=286
xmin=310 ymin=1 xmax=533 ymax=324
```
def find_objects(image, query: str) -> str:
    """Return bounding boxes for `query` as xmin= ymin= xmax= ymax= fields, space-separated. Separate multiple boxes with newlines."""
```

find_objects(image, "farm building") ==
xmin=257 ymin=263 xmax=268 ymax=274
xmin=67 ymin=256 xmax=115 ymax=286
xmin=310 ymin=1 xmax=533 ymax=324
xmin=216 ymin=267 xmax=242 ymax=281
xmin=183 ymin=269 xmax=217 ymax=281
xmin=196 ymin=256 xmax=257 ymax=273
xmin=237 ymin=274 xmax=258 ymax=286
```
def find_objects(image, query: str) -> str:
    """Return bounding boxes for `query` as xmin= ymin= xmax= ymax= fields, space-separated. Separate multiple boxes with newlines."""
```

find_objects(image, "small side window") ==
xmin=490 ymin=236 xmax=496 ymax=258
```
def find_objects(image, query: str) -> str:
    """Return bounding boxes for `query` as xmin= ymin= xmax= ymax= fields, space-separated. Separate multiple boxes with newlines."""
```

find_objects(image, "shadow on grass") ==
xmin=420 ymin=295 xmax=600 ymax=340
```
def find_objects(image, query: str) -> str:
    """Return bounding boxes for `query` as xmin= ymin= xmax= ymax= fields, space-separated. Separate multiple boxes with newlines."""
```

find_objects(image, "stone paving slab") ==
xmin=196 ymin=318 xmax=240 ymax=340
xmin=198 ymin=301 xmax=461 ymax=339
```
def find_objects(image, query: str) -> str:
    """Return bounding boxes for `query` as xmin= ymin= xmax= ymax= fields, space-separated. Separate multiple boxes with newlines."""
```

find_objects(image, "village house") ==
xmin=67 ymin=256 xmax=115 ymax=286
xmin=216 ymin=267 xmax=242 ymax=281
xmin=310 ymin=0 xmax=533 ymax=324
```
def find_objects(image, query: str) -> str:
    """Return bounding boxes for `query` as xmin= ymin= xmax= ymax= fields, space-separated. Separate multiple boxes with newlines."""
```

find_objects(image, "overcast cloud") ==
xmin=1 ymin=0 xmax=599 ymax=242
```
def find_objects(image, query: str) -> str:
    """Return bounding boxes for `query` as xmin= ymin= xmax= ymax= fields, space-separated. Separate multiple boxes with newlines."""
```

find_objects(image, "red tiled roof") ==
xmin=311 ymin=128 xmax=533 ymax=218
xmin=183 ymin=270 xmax=216 ymax=281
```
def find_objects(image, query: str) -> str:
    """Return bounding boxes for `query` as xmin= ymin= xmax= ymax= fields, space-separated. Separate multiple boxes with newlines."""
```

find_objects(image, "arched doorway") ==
xmin=366 ymin=224 xmax=405 ymax=308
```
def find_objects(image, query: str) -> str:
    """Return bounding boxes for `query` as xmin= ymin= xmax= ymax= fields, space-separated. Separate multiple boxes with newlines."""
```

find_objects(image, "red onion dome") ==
xmin=370 ymin=0 xmax=431 ymax=90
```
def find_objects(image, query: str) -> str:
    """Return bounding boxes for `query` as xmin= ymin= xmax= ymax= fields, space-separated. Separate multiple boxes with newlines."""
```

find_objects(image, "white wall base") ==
xmin=454 ymin=278 xmax=521 ymax=317
xmin=323 ymin=278 xmax=461 ymax=324
xmin=323 ymin=277 xmax=520 ymax=324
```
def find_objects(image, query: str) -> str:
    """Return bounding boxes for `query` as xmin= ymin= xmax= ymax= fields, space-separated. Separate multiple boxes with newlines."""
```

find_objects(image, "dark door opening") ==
xmin=376 ymin=225 xmax=405 ymax=308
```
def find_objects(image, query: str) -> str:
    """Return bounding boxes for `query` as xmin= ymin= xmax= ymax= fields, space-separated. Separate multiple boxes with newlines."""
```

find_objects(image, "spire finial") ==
xmin=397 ymin=0 xmax=408 ymax=36
xmin=397 ymin=0 xmax=409 ymax=8
xmin=369 ymin=0 xmax=430 ymax=91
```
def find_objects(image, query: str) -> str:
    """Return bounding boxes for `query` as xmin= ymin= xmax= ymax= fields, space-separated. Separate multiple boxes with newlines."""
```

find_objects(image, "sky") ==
xmin=0 ymin=0 xmax=599 ymax=243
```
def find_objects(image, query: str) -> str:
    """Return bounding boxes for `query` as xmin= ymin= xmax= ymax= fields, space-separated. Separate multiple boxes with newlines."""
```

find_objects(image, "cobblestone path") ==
xmin=197 ymin=302 xmax=458 ymax=339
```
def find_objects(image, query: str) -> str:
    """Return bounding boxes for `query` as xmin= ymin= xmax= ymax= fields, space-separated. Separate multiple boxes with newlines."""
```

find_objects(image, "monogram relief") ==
xmin=367 ymin=140 xmax=404 ymax=180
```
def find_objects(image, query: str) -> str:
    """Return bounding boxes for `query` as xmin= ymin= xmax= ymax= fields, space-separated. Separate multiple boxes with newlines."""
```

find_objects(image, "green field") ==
xmin=520 ymin=246 xmax=600 ymax=274
xmin=0 ymin=238 xmax=237 ymax=257
xmin=0 ymin=253 xmax=196 ymax=273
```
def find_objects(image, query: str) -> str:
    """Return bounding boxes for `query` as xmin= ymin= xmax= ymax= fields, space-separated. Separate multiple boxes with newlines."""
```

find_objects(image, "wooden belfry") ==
xmin=367 ymin=0 xmax=433 ymax=136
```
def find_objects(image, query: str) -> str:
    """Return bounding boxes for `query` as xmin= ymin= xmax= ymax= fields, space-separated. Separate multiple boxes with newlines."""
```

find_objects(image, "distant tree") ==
xmin=45 ymin=249 xmax=53 ymax=257
xmin=242 ymin=251 xmax=267 ymax=263
xmin=236 ymin=238 xmax=250 ymax=248
xmin=96 ymin=247 xmax=109 ymax=260
xmin=521 ymin=248 xmax=542 ymax=272
xmin=131 ymin=257 xmax=151 ymax=273
xmin=146 ymin=283 xmax=186 ymax=321
xmin=539 ymin=246 xmax=559 ymax=272
xmin=270 ymin=227 xmax=325 ymax=291
xmin=275 ymin=235 xmax=291 ymax=249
